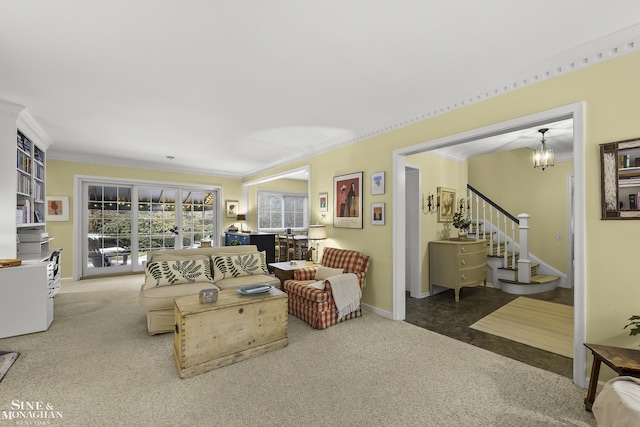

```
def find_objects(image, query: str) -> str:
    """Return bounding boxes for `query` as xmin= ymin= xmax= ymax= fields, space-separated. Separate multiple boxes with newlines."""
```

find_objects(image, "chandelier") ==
xmin=532 ymin=128 xmax=554 ymax=170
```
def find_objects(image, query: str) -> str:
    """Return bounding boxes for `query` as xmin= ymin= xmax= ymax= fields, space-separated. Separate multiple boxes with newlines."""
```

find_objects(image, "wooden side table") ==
xmin=583 ymin=343 xmax=640 ymax=411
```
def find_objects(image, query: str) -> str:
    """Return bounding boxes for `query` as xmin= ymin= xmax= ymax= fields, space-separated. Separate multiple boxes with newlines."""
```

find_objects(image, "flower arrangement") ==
xmin=452 ymin=211 xmax=471 ymax=230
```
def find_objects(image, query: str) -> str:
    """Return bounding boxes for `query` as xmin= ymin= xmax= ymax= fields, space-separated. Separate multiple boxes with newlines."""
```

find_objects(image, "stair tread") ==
xmin=498 ymin=274 xmax=560 ymax=285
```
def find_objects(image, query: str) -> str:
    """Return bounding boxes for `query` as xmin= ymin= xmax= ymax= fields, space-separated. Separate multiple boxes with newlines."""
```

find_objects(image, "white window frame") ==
xmin=257 ymin=190 xmax=308 ymax=232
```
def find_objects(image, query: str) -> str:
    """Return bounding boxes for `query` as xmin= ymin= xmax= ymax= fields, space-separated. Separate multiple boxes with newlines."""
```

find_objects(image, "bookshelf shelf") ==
xmin=16 ymin=130 xmax=46 ymax=228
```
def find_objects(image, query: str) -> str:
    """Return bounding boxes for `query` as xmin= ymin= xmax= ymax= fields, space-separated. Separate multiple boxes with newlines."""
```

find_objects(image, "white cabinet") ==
xmin=0 ymin=100 xmax=52 ymax=259
xmin=0 ymin=250 xmax=62 ymax=339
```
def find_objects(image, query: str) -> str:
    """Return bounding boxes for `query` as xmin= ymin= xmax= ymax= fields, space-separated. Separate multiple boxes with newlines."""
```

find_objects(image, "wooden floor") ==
xmin=405 ymin=286 xmax=574 ymax=378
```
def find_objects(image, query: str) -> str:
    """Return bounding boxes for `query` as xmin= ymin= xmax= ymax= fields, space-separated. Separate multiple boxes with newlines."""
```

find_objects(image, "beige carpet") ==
xmin=0 ymin=276 xmax=594 ymax=426
xmin=470 ymin=297 xmax=574 ymax=358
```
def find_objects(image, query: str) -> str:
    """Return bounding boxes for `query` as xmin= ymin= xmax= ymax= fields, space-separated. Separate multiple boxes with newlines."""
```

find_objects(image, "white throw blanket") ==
xmin=593 ymin=376 xmax=640 ymax=427
xmin=324 ymin=273 xmax=361 ymax=320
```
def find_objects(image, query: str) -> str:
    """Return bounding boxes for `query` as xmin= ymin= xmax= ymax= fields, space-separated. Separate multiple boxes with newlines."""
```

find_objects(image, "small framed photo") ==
xmin=437 ymin=187 xmax=456 ymax=223
xmin=371 ymin=202 xmax=385 ymax=225
xmin=225 ymin=200 xmax=239 ymax=218
xmin=46 ymin=196 xmax=70 ymax=222
xmin=34 ymin=209 xmax=43 ymax=223
xmin=319 ymin=192 xmax=328 ymax=212
xmin=371 ymin=171 xmax=385 ymax=195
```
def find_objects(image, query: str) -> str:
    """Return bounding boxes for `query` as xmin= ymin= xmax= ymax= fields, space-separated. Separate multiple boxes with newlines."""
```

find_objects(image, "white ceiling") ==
xmin=1 ymin=2 xmax=639 ymax=177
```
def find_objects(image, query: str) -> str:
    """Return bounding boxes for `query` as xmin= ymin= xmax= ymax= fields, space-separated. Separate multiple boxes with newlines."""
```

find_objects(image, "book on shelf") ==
xmin=630 ymin=193 xmax=637 ymax=210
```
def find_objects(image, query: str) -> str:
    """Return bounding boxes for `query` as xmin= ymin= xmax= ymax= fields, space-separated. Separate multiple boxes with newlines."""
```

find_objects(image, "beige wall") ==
xmin=468 ymin=148 xmax=573 ymax=274
xmin=246 ymin=51 xmax=640 ymax=356
xmin=46 ymin=160 xmax=242 ymax=277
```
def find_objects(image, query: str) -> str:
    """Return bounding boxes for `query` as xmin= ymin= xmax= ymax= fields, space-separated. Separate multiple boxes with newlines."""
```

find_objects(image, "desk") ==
xmin=583 ymin=343 xmax=640 ymax=411
xmin=269 ymin=261 xmax=316 ymax=288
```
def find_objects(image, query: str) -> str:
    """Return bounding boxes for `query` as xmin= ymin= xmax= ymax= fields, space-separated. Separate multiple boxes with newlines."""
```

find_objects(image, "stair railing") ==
xmin=466 ymin=184 xmax=521 ymax=271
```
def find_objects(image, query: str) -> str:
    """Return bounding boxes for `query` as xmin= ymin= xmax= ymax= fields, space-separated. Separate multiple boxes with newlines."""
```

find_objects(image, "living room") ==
xmin=2 ymin=3 xmax=640 ymax=424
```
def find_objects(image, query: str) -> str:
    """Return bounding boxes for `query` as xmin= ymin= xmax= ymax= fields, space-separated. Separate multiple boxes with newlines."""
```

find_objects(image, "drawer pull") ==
xmin=461 ymin=275 xmax=466 ymax=280
xmin=460 ymin=260 xmax=466 ymax=265
xmin=461 ymin=247 xmax=466 ymax=253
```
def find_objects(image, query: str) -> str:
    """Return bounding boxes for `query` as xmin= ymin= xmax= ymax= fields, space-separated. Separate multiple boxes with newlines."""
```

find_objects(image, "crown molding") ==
xmin=350 ymin=23 xmax=640 ymax=144
xmin=46 ymin=150 xmax=243 ymax=179
xmin=17 ymin=108 xmax=53 ymax=150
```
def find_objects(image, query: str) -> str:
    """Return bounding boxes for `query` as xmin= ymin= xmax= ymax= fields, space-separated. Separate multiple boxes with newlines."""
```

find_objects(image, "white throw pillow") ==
xmin=315 ymin=266 xmax=344 ymax=280
xmin=211 ymin=251 xmax=269 ymax=282
xmin=143 ymin=259 xmax=214 ymax=290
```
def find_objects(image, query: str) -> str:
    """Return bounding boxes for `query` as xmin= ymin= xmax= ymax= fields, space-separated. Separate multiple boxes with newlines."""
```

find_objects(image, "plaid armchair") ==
xmin=283 ymin=247 xmax=370 ymax=329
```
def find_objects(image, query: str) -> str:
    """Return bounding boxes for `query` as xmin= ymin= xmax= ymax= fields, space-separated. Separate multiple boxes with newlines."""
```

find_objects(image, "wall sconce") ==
xmin=422 ymin=193 xmax=439 ymax=214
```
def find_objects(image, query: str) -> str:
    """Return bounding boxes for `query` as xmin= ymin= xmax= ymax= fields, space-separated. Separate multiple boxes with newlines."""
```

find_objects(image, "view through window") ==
xmin=257 ymin=191 xmax=308 ymax=231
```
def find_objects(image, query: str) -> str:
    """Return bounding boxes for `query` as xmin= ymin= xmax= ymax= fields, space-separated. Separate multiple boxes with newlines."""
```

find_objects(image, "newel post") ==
xmin=517 ymin=213 xmax=531 ymax=283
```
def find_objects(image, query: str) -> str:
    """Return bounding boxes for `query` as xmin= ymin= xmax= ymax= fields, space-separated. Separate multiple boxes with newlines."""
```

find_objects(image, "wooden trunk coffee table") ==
xmin=173 ymin=288 xmax=288 ymax=378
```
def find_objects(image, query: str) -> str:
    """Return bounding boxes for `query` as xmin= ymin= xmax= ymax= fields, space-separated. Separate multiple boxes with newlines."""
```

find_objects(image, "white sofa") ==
xmin=138 ymin=245 xmax=279 ymax=335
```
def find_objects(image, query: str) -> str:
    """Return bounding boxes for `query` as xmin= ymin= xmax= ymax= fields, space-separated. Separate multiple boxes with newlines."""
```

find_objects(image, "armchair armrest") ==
xmin=293 ymin=267 xmax=318 ymax=281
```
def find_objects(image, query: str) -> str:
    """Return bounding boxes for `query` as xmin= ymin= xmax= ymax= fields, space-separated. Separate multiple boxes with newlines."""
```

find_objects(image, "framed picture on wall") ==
xmin=371 ymin=171 xmax=385 ymax=195
xmin=371 ymin=202 xmax=384 ymax=225
xmin=46 ymin=196 xmax=69 ymax=222
xmin=333 ymin=172 xmax=363 ymax=228
xmin=225 ymin=200 xmax=239 ymax=218
xmin=437 ymin=187 xmax=456 ymax=223
xmin=318 ymin=192 xmax=328 ymax=212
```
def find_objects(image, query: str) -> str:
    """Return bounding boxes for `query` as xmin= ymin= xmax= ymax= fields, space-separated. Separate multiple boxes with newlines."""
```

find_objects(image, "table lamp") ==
xmin=236 ymin=214 xmax=247 ymax=232
xmin=307 ymin=225 xmax=327 ymax=263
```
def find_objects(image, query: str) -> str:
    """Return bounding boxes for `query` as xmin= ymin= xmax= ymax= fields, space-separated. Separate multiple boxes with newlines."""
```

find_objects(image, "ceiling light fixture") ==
xmin=532 ymin=128 xmax=554 ymax=170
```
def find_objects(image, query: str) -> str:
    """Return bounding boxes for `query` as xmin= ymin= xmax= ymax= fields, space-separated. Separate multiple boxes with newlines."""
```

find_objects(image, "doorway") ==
xmin=392 ymin=103 xmax=586 ymax=387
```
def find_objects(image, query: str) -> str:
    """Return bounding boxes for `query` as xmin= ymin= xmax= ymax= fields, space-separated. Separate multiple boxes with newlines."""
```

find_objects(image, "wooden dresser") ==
xmin=429 ymin=239 xmax=487 ymax=302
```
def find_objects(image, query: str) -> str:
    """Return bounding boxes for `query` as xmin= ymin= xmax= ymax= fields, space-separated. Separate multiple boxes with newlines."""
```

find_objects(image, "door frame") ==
xmin=405 ymin=164 xmax=422 ymax=298
xmin=392 ymin=102 xmax=586 ymax=387
xmin=73 ymin=175 xmax=221 ymax=280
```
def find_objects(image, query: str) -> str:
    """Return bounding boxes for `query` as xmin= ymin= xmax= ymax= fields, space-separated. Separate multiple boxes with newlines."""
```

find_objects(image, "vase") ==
xmin=457 ymin=229 xmax=467 ymax=239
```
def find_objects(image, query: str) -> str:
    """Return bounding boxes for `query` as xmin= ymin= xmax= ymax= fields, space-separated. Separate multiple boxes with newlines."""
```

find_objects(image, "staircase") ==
xmin=465 ymin=185 xmax=563 ymax=295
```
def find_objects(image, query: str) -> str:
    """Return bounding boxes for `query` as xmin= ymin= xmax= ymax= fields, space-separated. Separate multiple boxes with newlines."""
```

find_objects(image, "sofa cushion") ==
xmin=143 ymin=259 xmax=214 ymax=290
xmin=315 ymin=266 xmax=344 ymax=280
xmin=212 ymin=251 xmax=268 ymax=282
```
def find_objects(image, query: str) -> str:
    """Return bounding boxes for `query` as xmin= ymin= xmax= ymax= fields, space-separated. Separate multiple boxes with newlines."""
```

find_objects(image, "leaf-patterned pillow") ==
xmin=212 ymin=252 xmax=268 ymax=282
xmin=143 ymin=259 xmax=214 ymax=289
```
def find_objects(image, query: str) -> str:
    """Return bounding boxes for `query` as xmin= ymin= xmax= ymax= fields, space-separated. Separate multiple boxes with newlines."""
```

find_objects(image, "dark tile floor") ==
xmin=404 ymin=285 xmax=574 ymax=378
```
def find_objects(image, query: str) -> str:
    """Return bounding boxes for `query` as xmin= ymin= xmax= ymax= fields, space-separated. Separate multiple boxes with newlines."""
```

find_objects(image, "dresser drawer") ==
xmin=458 ymin=251 xmax=486 ymax=267
xmin=456 ymin=265 xmax=486 ymax=285
xmin=456 ymin=242 xmax=485 ymax=255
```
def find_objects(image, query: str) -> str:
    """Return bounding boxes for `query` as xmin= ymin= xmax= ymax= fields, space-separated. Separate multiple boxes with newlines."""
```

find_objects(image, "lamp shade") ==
xmin=236 ymin=214 xmax=246 ymax=221
xmin=308 ymin=225 xmax=327 ymax=240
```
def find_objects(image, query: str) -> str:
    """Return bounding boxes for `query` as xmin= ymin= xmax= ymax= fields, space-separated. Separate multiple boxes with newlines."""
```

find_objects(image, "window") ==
xmin=258 ymin=191 xmax=308 ymax=230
